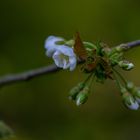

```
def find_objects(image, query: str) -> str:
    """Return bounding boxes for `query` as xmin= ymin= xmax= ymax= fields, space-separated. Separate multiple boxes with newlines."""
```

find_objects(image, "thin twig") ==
xmin=0 ymin=64 xmax=60 ymax=87
xmin=118 ymin=40 xmax=140 ymax=50
xmin=0 ymin=40 xmax=140 ymax=87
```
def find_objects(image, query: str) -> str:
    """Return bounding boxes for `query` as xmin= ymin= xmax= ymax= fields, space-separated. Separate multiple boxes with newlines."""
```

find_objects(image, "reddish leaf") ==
xmin=74 ymin=32 xmax=87 ymax=60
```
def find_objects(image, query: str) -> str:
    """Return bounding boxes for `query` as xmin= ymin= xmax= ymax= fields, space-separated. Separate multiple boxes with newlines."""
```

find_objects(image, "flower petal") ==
xmin=69 ymin=56 xmax=77 ymax=71
xmin=45 ymin=36 xmax=64 ymax=49
xmin=63 ymin=59 xmax=70 ymax=69
xmin=57 ymin=45 xmax=75 ymax=57
xmin=45 ymin=36 xmax=65 ymax=57
xmin=46 ymin=48 xmax=55 ymax=57
xmin=53 ymin=51 xmax=63 ymax=68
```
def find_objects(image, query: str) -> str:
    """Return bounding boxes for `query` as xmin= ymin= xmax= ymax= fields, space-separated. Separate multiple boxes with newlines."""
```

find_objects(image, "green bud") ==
xmin=69 ymin=82 xmax=85 ymax=100
xmin=126 ymin=82 xmax=140 ymax=98
xmin=65 ymin=40 xmax=74 ymax=46
xmin=126 ymin=81 xmax=135 ymax=91
xmin=120 ymin=87 xmax=127 ymax=94
xmin=122 ymin=92 xmax=139 ymax=110
xmin=109 ymin=46 xmax=124 ymax=57
xmin=101 ymin=47 xmax=112 ymax=56
xmin=122 ymin=92 xmax=132 ymax=104
xmin=115 ymin=46 xmax=124 ymax=52
xmin=118 ymin=60 xmax=134 ymax=71
xmin=76 ymin=86 xmax=89 ymax=106
xmin=125 ymin=83 xmax=140 ymax=104
xmin=109 ymin=52 xmax=123 ymax=66
xmin=83 ymin=42 xmax=97 ymax=51
xmin=115 ymin=44 xmax=128 ymax=52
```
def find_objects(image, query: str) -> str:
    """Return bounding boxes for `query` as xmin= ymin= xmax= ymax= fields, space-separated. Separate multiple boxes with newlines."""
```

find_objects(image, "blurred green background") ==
xmin=0 ymin=0 xmax=140 ymax=140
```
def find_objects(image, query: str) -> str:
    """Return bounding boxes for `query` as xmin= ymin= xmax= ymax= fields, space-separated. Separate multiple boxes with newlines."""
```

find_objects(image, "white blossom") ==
xmin=45 ymin=36 xmax=77 ymax=71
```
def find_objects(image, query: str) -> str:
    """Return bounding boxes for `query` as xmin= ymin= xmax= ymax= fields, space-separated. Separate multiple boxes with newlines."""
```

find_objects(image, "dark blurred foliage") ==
xmin=0 ymin=0 xmax=140 ymax=140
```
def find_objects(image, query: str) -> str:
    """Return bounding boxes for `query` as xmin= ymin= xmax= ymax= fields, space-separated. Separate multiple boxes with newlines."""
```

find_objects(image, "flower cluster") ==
xmin=44 ymin=33 xmax=139 ymax=110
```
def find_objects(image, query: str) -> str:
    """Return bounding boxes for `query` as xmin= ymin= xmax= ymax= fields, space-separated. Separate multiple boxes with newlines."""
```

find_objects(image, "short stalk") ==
xmin=112 ymin=69 xmax=123 ymax=91
xmin=112 ymin=67 xmax=127 ymax=85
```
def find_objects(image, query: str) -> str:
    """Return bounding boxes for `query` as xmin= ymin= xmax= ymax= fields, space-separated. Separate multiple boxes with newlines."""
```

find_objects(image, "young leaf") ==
xmin=74 ymin=32 xmax=87 ymax=60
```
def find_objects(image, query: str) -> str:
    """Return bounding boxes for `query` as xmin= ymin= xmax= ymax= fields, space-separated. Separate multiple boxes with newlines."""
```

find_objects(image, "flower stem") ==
xmin=84 ymin=72 xmax=94 ymax=84
xmin=88 ymin=73 xmax=95 ymax=88
xmin=112 ymin=67 xmax=127 ymax=85
xmin=112 ymin=69 xmax=123 ymax=90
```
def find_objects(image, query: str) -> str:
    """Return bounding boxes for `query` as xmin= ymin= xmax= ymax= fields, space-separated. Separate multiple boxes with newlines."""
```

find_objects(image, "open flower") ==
xmin=45 ymin=36 xmax=77 ymax=71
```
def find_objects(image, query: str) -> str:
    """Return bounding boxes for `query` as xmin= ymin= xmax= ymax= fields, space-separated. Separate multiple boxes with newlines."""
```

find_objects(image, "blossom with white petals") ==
xmin=45 ymin=36 xmax=77 ymax=71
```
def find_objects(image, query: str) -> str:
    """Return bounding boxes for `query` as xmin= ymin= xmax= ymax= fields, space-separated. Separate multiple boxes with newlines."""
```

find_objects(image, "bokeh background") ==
xmin=0 ymin=0 xmax=140 ymax=140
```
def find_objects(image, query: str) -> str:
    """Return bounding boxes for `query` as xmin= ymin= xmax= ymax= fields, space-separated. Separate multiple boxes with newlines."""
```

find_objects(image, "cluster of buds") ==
xmin=105 ymin=44 xmax=134 ymax=71
xmin=44 ymin=33 xmax=139 ymax=110
xmin=69 ymin=72 xmax=94 ymax=106
xmin=69 ymin=82 xmax=90 ymax=106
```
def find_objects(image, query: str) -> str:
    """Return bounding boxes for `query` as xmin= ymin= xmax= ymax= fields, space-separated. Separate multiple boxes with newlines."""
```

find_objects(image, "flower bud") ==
xmin=65 ymin=40 xmax=74 ymax=46
xmin=122 ymin=92 xmax=139 ymax=110
xmin=83 ymin=42 xmax=97 ymax=50
xmin=115 ymin=44 xmax=128 ymax=52
xmin=126 ymin=81 xmax=135 ymax=91
xmin=69 ymin=82 xmax=85 ymax=100
xmin=118 ymin=60 xmax=134 ymax=71
xmin=115 ymin=45 xmax=124 ymax=52
xmin=109 ymin=52 xmax=123 ymax=66
xmin=76 ymin=86 xmax=89 ymax=106
xmin=101 ymin=47 xmax=112 ymax=56
xmin=120 ymin=87 xmax=127 ymax=94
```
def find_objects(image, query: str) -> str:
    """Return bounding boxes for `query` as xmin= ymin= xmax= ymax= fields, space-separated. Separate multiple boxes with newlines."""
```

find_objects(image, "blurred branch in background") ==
xmin=0 ymin=40 xmax=140 ymax=87
xmin=0 ymin=121 xmax=14 ymax=139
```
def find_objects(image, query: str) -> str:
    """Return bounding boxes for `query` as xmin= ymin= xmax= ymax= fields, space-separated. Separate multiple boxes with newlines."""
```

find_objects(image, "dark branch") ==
xmin=0 ymin=64 xmax=60 ymax=87
xmin=118 ymin=40 xmax=140 ymax=50
xmin=0 ymin=40 xmax=140 ymax=87
xmin=127 ymin=40 xmax=140 ymax=49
